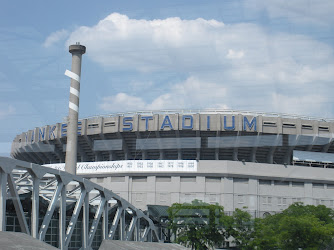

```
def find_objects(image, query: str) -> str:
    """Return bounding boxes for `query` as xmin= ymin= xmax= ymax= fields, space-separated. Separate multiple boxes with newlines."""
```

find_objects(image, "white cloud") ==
xmin=99 ymin=93 xmax=146 ymax=112
xmin=43 ymin=29 xmax=69 ymax=48
xmin=99 ymin=76 xmax=227 ymax=112
xmin=67 ymin=13 xmax=333 ymax=83
xmin=67 ymin=13 xmax=334 ymax=117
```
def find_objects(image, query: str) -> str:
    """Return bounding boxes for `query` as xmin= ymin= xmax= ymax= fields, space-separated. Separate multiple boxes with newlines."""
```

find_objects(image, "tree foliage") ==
xmin=224 ymin=208 xmax=254 ymax=249
xmin=168 ymin=199 xmax=225 ymax=249
xmin=168 ymin=202 xmax=334 ymax=250
xmin=251 ymin=203 xmax=334 ymax=250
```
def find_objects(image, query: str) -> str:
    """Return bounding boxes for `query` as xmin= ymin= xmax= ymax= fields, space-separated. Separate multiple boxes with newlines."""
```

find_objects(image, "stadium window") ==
xmin=184 ymin=193 xmax=196 ymax=203
xmin=180 ymin=176 xmax=196 ymax=182
xmin=159 ymin=193 xmax=168 ymax=202
xmin=302 ymin=124 xmax=313 ymax=130
xmin=319 ymin=126 xmax=329 ymax=131
xmin=209 ymin=194 xmax=217 ymax=203
xmin=238 ymin=195 xmax=244 ymax=204
xmin=156 ymin=176 xmax=171 ymax=182
xmin=278 ymin=197 xmax=287 ymax=206
xmin=132 ymin=176 xmax=147 ymax=182
xmin=206 ymin=177 xmax=221 ymax=182
xmin=234 ymin=178 xmax=248 ymax=184
xmin=292 ymin=198 xmax=302 ymax=204
xmin=282 ymin=123 xmax=296 ymax=128
xmin=262 ymin=196 xmax=272 ymax=205
xmin=110 ymin=176 xmax=125 ymax=182
xmin=88 ymin=123 xmax=99 ymax=129
xmin=327 ymin=184 xmax=334 ymax=189
xmin=292 ymin=181 xmax=304 ymax=187
xmin=313 ymin=183 xmax=324 ymax=189
xmin=263 ymin=121 xmax=277 ymax=127
xmin=104 ymin=121 xmax=116 ymax=127
xmin=135 ymin=193 xmax=144 ymax=202
xmin=274 ymin=180 xmax=289 ymax=186
xmin=259 ymin=179 xmax=271 ymax=185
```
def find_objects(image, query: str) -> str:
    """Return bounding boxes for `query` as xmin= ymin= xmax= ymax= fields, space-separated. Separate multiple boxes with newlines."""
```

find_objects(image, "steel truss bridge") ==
xmin=0 ymin=157 xmax=160 ymax=249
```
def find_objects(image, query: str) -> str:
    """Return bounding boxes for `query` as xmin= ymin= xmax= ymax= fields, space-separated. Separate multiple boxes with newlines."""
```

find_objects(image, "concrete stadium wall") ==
xmin=87 ymin=160 xmax=334 ymax=213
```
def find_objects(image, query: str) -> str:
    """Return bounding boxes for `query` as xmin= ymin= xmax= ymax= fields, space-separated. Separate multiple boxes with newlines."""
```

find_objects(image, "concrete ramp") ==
xmin=0 ymin=232 xmax=57 ymax=250
xmin=99 ymin=240 xmax=188 ymax=250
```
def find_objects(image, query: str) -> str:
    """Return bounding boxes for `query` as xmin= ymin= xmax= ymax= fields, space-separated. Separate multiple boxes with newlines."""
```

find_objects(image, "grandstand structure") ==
xmin=10 ymin=110 xmax=334 ymax=215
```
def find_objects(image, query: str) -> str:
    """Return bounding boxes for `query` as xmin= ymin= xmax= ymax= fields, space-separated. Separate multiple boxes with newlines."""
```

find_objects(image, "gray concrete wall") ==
xmin=88 ymin=160 xmax=334 ymax=213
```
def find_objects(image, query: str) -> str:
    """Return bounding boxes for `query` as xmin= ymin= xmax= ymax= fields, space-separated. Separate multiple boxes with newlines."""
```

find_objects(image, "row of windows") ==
xmin=131 ymin=192 xmax=219 ymax=204
xmin=259 ymin=179 xmax=334 ymax=188
xmin=131 ymin=192 xmax=334 ymax=208
xmin=237 ymin=195 xmax=334 ymax=207
xmin=101 ymin=176 xmax=333 ymax=189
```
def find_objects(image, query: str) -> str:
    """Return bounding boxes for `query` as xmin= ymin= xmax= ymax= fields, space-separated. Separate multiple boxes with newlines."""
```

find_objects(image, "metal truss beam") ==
xmin=0 ymin=157 xmax=161 ymax=249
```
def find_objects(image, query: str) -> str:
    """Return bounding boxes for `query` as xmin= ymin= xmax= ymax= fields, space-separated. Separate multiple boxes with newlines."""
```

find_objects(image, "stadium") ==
xmin=10 ymin=110 xmax=334 ymax=216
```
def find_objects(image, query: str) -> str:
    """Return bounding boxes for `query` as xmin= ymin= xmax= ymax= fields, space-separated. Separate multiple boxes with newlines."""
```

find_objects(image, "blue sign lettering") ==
xmin=207 ymin=116 xmax=210 ymax=130
xmin=141 ymin=116 xmax=153 ymax=131
xmin=182 ymin=115 xmax=193 ymax=129
xmin=49 ymin=126 xmax=56 ymax=140
xmin=31 ymin=130 xmax=34 ymax=143
xmin=78 ymin=121 xmax=82 ymax=135
xmin=160 ymin=115 xmax=173 ymax=130
xmin=123 ymin=117 xmax=133 ymax=131
xmin=39 ymin=128 xmax=45 ymax=141
xmin=224 ymin=116 xmax=235 ymax=130
xmin=244 ymin=116 xmax=257 ymax=131
xmin=61 ymin=123 xmax=67 ymax=137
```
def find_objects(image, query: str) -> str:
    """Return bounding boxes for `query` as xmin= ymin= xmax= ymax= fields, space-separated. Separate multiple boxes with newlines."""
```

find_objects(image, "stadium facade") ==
xmin=10 ymin=110 xmax=334 ymax=215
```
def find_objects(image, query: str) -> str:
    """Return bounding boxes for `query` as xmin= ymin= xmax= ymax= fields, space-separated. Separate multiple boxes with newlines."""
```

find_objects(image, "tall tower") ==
xmin=65 ymin=43 xmax=86 ymax=175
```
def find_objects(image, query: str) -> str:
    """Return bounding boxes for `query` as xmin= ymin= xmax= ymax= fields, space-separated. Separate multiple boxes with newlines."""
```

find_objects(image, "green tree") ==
xmin=224 ymin=208 xmax=254 ymax=249
xmin=168 ymin=200 xmax=226 ymax=249
xmin=252 ymin=203 xmax=334 ymax=250
xmin=251 ymin=217 xmax=278 ymax=250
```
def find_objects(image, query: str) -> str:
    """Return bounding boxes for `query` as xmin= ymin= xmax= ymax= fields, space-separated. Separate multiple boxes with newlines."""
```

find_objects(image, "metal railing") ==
xmin=0 ymin=157 xmax=160 ymax=249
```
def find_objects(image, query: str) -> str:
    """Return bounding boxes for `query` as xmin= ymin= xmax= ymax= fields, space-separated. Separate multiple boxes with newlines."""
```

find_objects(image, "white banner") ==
xmin=43 ymin=160 xmax=197 ymax=174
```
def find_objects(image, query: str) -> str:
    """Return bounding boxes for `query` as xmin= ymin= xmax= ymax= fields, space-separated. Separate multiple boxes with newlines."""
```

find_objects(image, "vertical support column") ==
xmin=31 ymin=175 xmax=40 ymax=238
xmin=82 ymin=194 xmax=89 ymax=248
xmin=215 ymin=131 xmax=220 ymax=160
xmin=102 ymin=201 xmax=109 ymax=240
xmin=148 ymin=229 xmax=152 ymax=242
xmin=0 ymin=171 xmax=7 ymax=231
xmin=120 ymin=210 xmax=126 ymax=241
xmin=59 ymin=187 xmax=66 ymax=249
xmin=65 ymin=43 xmax=86 ymax=175
xmin=136 ymin=218 xmax=140 ymax=241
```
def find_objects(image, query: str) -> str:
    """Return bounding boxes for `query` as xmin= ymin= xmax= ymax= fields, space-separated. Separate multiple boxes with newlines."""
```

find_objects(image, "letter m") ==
xmin=243 ymin=116 xmax=257 ymax=131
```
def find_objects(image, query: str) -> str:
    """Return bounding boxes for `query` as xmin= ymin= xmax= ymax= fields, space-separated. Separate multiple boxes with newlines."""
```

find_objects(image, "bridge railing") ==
xmin=0 ymin=157 xmax=160 ymax=249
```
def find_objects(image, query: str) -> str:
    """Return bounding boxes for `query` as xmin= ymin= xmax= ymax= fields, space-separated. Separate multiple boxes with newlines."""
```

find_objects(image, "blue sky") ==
xmin=1 ymin=0 xmax=334 ymax=156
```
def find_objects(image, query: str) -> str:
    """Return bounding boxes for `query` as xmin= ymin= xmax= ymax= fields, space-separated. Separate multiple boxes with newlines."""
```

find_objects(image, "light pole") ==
xmin=64 ymin=43 xmax=86 ymax=175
